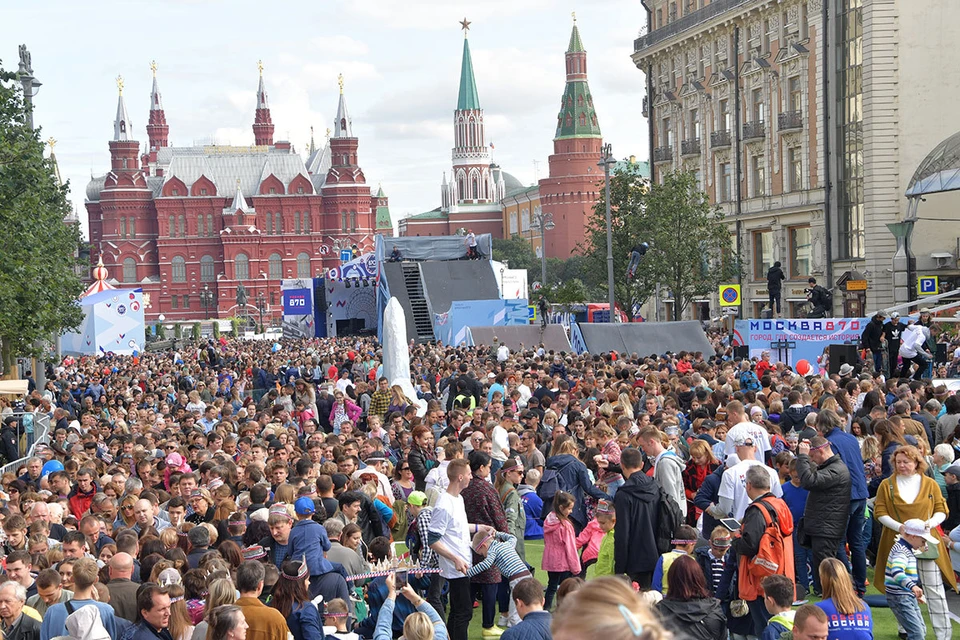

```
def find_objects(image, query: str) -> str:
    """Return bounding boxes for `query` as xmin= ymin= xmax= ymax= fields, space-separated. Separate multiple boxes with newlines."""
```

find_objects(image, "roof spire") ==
xmin=253 ymin=61 xmax=274 ymax=146
xmin=568 ymin=16 xmax=585 ymax=53
xmin=309 ymin=126 xmax=316 ymax=154
xmin=231 ymin=178 xmax=248 ymax=212
xmin=457 ymin=22 xmax=481 ymax=110
xmin=256 ymin=60 xmax=269 ymax=109
xmin=114 ymin=75 xmax=133 ymax=141
xmin=149 ymin=61 xmax=163 ymax=111
xmin=333 ymin=75 xmax=353 ymax=138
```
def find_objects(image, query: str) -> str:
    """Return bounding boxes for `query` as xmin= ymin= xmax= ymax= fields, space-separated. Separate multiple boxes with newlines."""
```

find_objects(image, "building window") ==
xmin=235 ymin=253 xmax=249 ymax=280
xmin=719 ymin=162 xmax=732 ymax=202
xmin=269 ymin=187 xmax=276 ymax=194
xmin=294 ymin=212 xmax=301 ymax=234
xmin=266 ymin=212 xmax=272 ymax=234
xmin=172 ymin=188 xmax=179 ymax=196
xmin=275 ymin=213 xmax=283 ymax=235
xmin=661 ymin=116 xmax=673 ymax=148
xmin=122 ymin=257 xmax=137 ymax=283
xmin=171 ymin=296 xmax=178 ymax=309
xmin=752 ymin=155 xmax=766 ymax=197
xmin=119 ymin=218 xmax=126 ymax=238
xmin=351 ymin=211 xmax=358 ymax=232
xmin=753 ymin=230 xmax=773 ymax=280
xmin=752 ymin=87 xmax=765 ymax=123
xmin=297 ymin=186 xmax=304 ymax=194
xmin=270 ymin=291 xmax=276 ymax=306
xmin=788 ymin=148 xmax=802 ymax=192
xmin=200 ymin=188 xmax=208 ymax=196
xmin=172 ymin=256 xmax=186 ymax=283
xmin=169 ymin=216 xmax=175 ymax=237
xmin=200 ymin=255 xmax=215 ymax=282
xmin=718 ymin=99 xmax=730 ymax=132
xmin=304 ymin=213 xmax=311 ymax=233
xmin=788 ymin=76 xmax=802 ymax=113
xmin=183 ymin=295 xmax=190 ymax=309
xmin=341 ymin=212 xmax=348 ymax=232
xmin=509 ymin=211 xmax=518 ymax=235
xmin=178 ymin=215 xmax=186 ymax=238
xmin=129 ymin=218 xmax=136 ymax=238
xmin=790 ymin=226 xmax=811 ymax=278
xmin=297 ymin=252 xmax=310 ymax=278
xmin=269 ymin=253 xmax=282 ymax=279
xmin=837 ymin=0 xmax=864 ymax=259
xmin=197 ymin=215 xmax=204 ymax=237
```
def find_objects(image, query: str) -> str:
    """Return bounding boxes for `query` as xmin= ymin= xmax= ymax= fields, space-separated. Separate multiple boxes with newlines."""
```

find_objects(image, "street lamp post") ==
xmin=256 ymin=292 xmax=266 ymax=334
xmin=530 ymin=211 xmax=555 ymax=289
xmin=599 ymin=143 xmax=617 ymax=322
xmin=200 ymin=284 xmax=214 ymax=318
xmin=157 ymin=314 xmax=165 ymax=338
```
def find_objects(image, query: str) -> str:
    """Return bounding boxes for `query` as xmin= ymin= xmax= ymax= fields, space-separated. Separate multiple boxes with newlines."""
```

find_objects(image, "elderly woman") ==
xmin=928 ymin=444 xmax=955 ymax=497
xmin=205 ymin=604 xmax=249 ymax=640
xmin=874 ymin=445 xmax=956 ymax=640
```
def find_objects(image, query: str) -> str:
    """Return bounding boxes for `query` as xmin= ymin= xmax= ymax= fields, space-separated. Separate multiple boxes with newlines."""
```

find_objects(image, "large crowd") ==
xmin=0 ymin=330 xmax=958 ymax=640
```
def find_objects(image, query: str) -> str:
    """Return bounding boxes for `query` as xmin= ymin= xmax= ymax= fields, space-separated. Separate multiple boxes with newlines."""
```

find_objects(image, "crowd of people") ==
xmin=0 ymin=333 xmax=958 ymax=640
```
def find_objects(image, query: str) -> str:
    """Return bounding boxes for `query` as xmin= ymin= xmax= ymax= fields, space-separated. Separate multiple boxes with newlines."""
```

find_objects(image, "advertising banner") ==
xmin=733 ymin=318 xmax=867 ymax=372
xmin=281 ymin=279 xmax=318 ymax=339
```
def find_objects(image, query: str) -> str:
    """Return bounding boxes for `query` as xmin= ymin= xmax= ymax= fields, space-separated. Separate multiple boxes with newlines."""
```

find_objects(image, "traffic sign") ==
xmin=918 ymin=276 xmax=939 ymax=296
xmin=719 ymin=284 xmax=741 ymax=307
xmin=528 ymin=305 xmax=536 ymax=321
xmin=339 ymin=249 xmax=352 ymax=263
xmin=846 ymin=280 xmax=868 ymax=291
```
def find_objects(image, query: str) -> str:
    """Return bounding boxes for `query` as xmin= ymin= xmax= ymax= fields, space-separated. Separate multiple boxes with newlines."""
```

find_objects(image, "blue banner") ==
xmin=733 ymin=318 xmax=868 ymax=373
xmin=283 ymin=288 xmax=312 ymax=315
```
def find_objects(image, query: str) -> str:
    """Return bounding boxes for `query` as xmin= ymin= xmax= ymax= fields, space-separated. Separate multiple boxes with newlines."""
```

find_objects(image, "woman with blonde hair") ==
xmin=874 ymin=444 xmax=955 ymax=640
xmin=374 ymin=572 xmax=447 ymax=640
xmin=815 ymin=558 xmax=873 ymax=639
xmin=158 ymin=569 xmax=195 ymax=640
xmin=552 ymin=575 xmax=673 ymax=640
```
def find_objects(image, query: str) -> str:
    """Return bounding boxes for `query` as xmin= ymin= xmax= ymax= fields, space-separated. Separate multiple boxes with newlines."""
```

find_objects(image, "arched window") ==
xmin=350 ymin=211 xmax=357 ymax=232
xmin=197 ymin=215 xmax=204 ymax=237
xmin=122 ymin=258 xmax=137 ymax=283
xmin=129 ymin=218 xmax=136 ymax=238
xmin=171 ymin=256 xmax=186 ymax=283
xmin=294 ymin=212 xmax=301 ymax=234
xmin=472 ymin=177 xmax=479 ymax=200
xmin=177 ymin=215 xmax=186 ymax=237
xmin=169 ymin=216 xmax=175 ymax=237
xmin=200 ymin=255 xmax=215 ymax=282
xmin=235 ymin=253 xmax=249 ymax=280
xmin=341 ymin=212 xmax=348 ymax=232
xmin=269 ymin=253 xmax=282 ymax=279
xmin=206 ymin=214 xmax=214 ymax=236
xmin=119 ymin=218 xmax=126 ymax=238
xmin=304 ymin=213 xmax=311 ymax=233
xmin=275 ymin=213 xmax=283 ymax=235
xmin=579 ymin=113 xmax=586 ymax=126
xmin=265 ymin=212 xmax=272 ymax=234
xmin=297 ymin=252 xmax=310 ymax=278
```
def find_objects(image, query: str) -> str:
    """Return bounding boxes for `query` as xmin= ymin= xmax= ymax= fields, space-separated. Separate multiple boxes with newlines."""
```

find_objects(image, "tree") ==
xmin=579 ymin=162 xmax=652 ymax=320
xmin=174 ymin=323 xmax=183 ymax=339
xmin=492 ymin=235 xmax=540 ymax=275
xmin=212 ymin=322 xmax=221 ymax=340
xmin=156 ymin=322 xmax=165 ymax=340
xmin=0 ymin=62 xmax=85 ymax=372
xmin=192 ymin=322 xmax=202 ymax=341
xmin=644 ymin=170 xmax=738 ymax=320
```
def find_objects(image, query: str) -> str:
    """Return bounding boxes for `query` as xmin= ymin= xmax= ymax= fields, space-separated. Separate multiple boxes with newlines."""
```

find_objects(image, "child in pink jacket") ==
xmin=542 ymin=491 xmax=580 ymax=609
xmin=575 ymin=500 xmax=613 ymax=577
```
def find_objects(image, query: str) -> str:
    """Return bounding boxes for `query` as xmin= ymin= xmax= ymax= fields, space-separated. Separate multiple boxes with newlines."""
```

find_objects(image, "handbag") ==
xmin=796 ymin=516 xmax=812 ymax=548
xmin=887 ymin=477 xmax=940 ymax=560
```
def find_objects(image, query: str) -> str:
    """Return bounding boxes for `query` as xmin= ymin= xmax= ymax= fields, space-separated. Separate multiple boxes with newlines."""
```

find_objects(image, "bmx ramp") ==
xmin=469 ymin=325 xmax=572 ymax=353
xmin=419 ymin=261 xmax=499 ymax=313
xmin=577 ymin=321 xmax=713 ymax=356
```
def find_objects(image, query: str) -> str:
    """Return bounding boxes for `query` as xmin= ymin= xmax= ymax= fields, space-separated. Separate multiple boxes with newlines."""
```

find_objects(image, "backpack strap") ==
xmin=754 ymin=497 xmax=778 ymax=528
xmin=64 ymin=600 xmax=76 ymax=615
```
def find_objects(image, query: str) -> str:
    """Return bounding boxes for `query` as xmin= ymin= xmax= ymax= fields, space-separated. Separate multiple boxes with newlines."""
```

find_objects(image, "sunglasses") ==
xmin=121 ymin=505 xmax=134 ymax=511
xmin=400 ymin=467 xmax=411 ymax=471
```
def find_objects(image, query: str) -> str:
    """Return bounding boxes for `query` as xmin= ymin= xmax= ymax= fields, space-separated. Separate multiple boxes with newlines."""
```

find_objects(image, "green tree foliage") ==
xmin=581 ymin=168 xmax=738 ymax=321
xmin=156 ymin=322 xmax=165 ymax=340
xmin=192 ymin=322 xmax=202 ymax=341
xmin=174 ymin=323 xmax=183 ymax=339
xmin=0 ymin=62 xmax=84 ymax=372
xmin=644 ymin=171 xmax=738 ymax=320
xmin=492 ymin=235 xmax=540 ymax=275
xmin=579 ymin=163 xmax=651 ymax=320
xmin=212 ymin=322 xmax=221 ymax=340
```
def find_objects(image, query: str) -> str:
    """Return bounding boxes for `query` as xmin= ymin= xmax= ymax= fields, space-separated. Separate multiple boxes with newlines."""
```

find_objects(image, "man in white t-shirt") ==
xmin=723 ymin=400 xmax=771 ymax=463
xmin=497 ymin=343 xmax=510 ymax=362
xmin=428 ymin=458 xmax=492 ymax=640
xmin=718 ymin=435 xmax=782 ymax=520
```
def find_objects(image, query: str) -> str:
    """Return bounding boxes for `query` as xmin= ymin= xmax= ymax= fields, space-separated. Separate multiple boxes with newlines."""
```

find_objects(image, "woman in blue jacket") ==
xmin=273 ymin=560 xmax=322 ymax=640
xmin=544 ymin=437 xmax=608 ymax=533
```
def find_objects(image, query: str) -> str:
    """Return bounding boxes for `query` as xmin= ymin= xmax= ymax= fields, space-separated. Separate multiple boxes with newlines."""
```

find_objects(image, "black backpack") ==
xmin=537 ymin=468 xmax=561 ymax=519
xmin=654 ymin=485 xmax=684 ymax=555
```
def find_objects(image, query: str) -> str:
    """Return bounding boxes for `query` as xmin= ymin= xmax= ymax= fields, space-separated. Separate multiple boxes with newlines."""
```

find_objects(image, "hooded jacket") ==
xmin=613 ymin=471 xmax=660 ymax=575
xmin=779 ymin=405 xmax=813 ymax=433
xmin=795 ymin=453 xmax=851 ymax=540
xmin=68 ymin=481 xmax=99 ymax=520
xmin=544 ymin=454 xmax=608 ymax=529
xmin=861 ymin=317 xmax=884 ymax=352
xmin=766 ymin=263 xmax=785 ymax=294
xmin=288 ymin=517 xmax=335 ymax=576
xmin=656 ymin=597 xmax=727 ymax=640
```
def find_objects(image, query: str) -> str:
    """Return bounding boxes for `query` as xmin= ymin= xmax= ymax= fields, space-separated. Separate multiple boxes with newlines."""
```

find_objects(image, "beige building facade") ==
xmin=633 ymin=0 xmax=960 ymax=319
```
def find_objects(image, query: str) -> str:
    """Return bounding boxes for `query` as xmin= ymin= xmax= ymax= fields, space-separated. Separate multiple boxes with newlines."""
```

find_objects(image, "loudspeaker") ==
xmin=829 ymin=344 xmax=859 ymax=375
xmin=733 ymin=345 xmax=750 ymax=359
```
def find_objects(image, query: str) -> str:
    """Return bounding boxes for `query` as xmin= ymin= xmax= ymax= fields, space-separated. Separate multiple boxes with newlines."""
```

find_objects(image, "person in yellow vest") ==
xmin=651 ymin=524 xmax=698 ymax=595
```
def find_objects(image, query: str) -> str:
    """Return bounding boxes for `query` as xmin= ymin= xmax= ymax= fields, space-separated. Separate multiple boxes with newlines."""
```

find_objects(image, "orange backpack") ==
xmin=749 ymin=498 xmax=787 ymax=579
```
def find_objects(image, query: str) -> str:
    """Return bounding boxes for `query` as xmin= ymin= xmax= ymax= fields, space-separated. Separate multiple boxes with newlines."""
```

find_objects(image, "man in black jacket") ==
xmin=613 ymin=448 xmax=659 ymax=588
xmin=861 ymin=312 xmax=886 ymax=374
xmin=883 ymin=312 xmax=907 ymax=376
xmin=766 ymin=261 xmax=785 ymax=317
xmin=795 ymin=436 xmax=850 ymax=596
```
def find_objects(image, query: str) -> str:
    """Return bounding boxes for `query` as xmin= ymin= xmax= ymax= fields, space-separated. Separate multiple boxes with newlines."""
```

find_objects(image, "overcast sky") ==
xmin=2 ymin=0 xmax=649 ymax=236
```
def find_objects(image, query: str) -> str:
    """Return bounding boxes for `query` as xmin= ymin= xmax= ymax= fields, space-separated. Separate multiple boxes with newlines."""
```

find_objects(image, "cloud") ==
xmin=308 ymin=35 xmax=370 ymax=57
xmin=342 ymin=0 xmax=552 ymax=30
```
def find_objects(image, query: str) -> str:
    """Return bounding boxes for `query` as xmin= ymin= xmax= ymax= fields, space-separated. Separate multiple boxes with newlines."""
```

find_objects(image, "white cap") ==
xmin=903 ymin=519 xmax=939 ymax=544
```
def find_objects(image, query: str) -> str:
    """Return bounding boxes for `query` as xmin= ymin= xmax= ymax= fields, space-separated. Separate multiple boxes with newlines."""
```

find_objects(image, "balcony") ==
xmin=681 ymin=138 xmax=701 ymax=156
xmin=711 ymin=130 xmax=731 ymax=148
xmin=634 ymin=0 xmax=753 ymax=56
xmin=653 ymin=146 xmax=673 ymax=163
xmin=778 ymin=110 xmax=803 ymax=131
xmin=743 ymin=121 xmax=766 ymax=140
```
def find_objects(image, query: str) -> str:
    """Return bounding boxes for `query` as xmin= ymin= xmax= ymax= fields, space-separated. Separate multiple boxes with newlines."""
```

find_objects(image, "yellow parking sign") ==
xmin=719 ymin=284 xmax=741 ymax=307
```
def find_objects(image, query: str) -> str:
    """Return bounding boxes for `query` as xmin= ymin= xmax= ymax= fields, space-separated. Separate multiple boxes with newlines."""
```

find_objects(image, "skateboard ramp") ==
xmin=420 ymin=261 xmax=500 ymax=313
xmin=574 ymin=321 xmax=713 ymax=356
xmin=468 ymin=325 xmax=572 ymax=353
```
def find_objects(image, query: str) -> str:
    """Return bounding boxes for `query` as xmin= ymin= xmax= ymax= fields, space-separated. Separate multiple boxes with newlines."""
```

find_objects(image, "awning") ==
xmin=0 ymin=380 xmax=28 ymax=396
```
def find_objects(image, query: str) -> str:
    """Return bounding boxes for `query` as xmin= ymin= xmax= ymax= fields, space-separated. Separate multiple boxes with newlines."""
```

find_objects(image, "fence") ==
xmin=0 ymin=412 xmax=52 ymax=476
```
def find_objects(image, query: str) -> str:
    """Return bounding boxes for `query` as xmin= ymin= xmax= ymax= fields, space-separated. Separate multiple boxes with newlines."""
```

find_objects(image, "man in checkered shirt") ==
xmin=408 ymin=491 xmax=444 ymax=621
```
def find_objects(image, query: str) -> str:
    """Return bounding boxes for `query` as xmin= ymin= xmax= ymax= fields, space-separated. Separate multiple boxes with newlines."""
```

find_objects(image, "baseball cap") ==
xmin=943 ymin=464 xmax=960 ymax=478
xmin=903 ymin=519 xmax=939 ymax=544
xmin=407 ymin=491 xmax=427 ymax=507
xmin=294 ymin=496 xmax=316 ymax=515
xmin=331 ymin=474 xmax=349 ymax=491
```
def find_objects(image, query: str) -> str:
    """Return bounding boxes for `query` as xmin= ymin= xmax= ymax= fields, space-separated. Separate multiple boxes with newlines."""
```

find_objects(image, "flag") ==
xmin=490 ymin=141 xmax=495 ymax=149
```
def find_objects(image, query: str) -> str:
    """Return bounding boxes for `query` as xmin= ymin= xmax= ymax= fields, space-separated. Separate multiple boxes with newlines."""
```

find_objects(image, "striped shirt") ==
xmin=415 ymin=506 xmax=438 ymax=568
xmin=467 ymin=533 xmax=528 ymax=580
xmin=884 ymin=538 xmax=919 ymax=596
xmin=710 ymin=554 xmax=725 ymax=596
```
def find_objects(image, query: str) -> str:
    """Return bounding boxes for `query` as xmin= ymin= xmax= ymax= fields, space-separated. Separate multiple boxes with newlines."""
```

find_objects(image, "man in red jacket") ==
xmin=755 ymin=351 xmax=773 ymax=381
xmin=68 ymin=468 xmax=98 ymax=519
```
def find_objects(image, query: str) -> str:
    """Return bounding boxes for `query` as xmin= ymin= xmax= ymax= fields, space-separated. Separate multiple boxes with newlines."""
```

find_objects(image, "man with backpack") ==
xmin=732 ymin=465 xmax=795 ymax=638
xmin=805 ymin=278 xmax=832 ymax=318
xmin=638 ymin=427 xmax=686 ymax=518
xmin=612 ymin=448 xmax=662 ymax=588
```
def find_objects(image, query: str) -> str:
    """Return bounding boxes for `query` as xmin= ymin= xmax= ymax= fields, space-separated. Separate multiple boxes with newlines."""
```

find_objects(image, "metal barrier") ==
xmin=0 ymin=413 xmax=51 ymax=476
